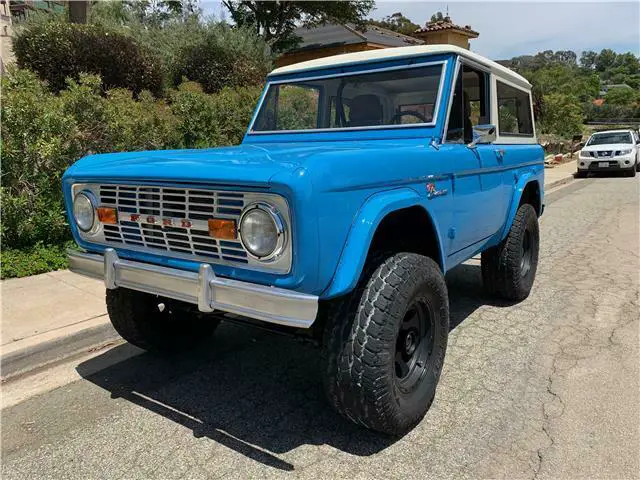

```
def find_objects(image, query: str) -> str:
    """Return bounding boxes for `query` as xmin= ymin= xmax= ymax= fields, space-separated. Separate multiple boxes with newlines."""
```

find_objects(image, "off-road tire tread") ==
xmin=321 ymin=253 xmax=448 ymax=436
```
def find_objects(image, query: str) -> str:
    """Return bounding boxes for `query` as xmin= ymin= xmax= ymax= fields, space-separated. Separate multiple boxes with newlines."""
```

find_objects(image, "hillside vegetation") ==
xmin=501 ymin=49 xmax=639 ymax=136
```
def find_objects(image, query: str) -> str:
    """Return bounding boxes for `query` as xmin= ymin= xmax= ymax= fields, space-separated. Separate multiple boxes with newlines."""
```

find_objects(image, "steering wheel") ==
xmin=391 ymin=110 xmax=429 ymax=124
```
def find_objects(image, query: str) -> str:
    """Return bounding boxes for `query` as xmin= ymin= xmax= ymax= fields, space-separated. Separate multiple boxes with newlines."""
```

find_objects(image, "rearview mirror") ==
xmin=468 ymin=124 xmax=497 ymax=149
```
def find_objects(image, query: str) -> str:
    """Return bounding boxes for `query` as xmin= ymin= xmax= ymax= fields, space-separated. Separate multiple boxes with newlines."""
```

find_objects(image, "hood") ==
xmin=64 ymin=140 xmax=430 ymax=187
xmin=582 ymin=143 xmax=634 ymax=152
xmin=63 ymin=145 xmax=305 ymax=187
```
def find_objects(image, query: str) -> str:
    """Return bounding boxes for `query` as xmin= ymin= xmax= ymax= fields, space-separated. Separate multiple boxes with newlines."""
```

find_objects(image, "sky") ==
xmin=202 ymin=1 xmax=640 ymax=60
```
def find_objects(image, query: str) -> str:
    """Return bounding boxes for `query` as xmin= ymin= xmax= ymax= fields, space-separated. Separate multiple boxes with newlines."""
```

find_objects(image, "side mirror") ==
xmin=468 ymin=124 xmax=497 ymax=149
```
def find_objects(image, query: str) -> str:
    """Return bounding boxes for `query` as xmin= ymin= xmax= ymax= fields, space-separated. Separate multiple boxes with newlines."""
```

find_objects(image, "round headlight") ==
xmin=73 ymin=192 xmax=96 ymax=232
xmin=239 ymin=204 xmax=284 ymax=259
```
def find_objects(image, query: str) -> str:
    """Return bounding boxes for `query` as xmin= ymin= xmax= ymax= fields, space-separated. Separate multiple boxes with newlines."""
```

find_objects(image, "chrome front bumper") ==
xmin=68 ymin=249 xmax=318 ymax=328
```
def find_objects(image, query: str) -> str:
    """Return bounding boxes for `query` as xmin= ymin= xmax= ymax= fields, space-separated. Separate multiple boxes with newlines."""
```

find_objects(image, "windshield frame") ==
xmin=247 ymin=60 xmax=448 ymax=135
xmin=586 ymin=131 xmax=633 ymax=146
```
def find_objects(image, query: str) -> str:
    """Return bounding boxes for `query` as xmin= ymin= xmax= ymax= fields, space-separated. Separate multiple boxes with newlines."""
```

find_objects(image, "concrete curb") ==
xmin=1 ymin=322 xmax=121 ymax=382
xmin=546 ymin=173 xmax=575 ymax=190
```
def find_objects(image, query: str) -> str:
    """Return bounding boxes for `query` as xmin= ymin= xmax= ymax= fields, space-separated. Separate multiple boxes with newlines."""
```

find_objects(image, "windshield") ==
xmin=587 ymin=132 xmax=632 ymax=146
xmin=251 ymin=63 xmax=444 ymax=133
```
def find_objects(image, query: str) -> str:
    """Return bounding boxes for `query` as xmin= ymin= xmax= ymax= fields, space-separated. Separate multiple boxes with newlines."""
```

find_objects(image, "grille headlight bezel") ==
xmin=238 ymin=202 xmax=287 ymax=261
xmin=73 ymin=191 xmax=97 ymax=233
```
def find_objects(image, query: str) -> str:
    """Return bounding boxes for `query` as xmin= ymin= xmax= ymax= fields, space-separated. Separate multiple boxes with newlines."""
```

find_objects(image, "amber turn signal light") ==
xmin=97 ymin=207 xmax=118 ymax=225
xmin=208 ymin=218 xmax=237 ymax=240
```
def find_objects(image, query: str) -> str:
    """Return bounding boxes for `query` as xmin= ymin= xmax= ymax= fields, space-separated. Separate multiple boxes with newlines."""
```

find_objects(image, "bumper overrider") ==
xmin=68 ymin=249 xmax=319 ymax=328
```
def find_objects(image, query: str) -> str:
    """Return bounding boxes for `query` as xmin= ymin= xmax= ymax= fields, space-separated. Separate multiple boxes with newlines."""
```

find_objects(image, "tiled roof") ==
xmin=415 ymin=16 xmax=478 ymax=37
xmin=288 ymin=23 xmax=423 ymax=52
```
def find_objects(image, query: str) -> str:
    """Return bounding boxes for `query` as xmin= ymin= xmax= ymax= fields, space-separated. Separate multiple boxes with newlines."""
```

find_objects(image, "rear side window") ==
xmin=497 ymin=81 xmax=533 ymax=136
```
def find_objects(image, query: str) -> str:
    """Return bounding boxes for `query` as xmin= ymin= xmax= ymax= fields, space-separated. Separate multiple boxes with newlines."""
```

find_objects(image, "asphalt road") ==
xmin=2 ymin=175 xmax=639 ymax=480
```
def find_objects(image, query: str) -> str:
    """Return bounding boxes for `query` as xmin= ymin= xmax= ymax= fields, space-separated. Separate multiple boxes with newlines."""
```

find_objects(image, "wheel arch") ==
xmin=500 ymin=173 xmax=542 ymax=241
xmin=322 ymin=188 xmax=445 ymax=299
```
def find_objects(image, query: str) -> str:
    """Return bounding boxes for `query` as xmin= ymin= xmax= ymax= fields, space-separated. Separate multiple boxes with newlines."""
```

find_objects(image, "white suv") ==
xmin=578 ymin=129 xmax=640 ymax=177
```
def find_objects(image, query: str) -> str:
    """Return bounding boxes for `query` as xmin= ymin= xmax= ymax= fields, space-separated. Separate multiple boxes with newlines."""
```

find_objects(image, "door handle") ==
xmin=495 ymin=149 xmax=505 ymax=162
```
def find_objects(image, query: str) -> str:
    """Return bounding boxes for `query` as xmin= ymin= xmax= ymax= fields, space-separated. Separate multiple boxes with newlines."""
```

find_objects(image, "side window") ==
xmin=446 ymin=64 xmax=490 ymax=143
xmin=497 ymin=81 xmax=533 ymax=136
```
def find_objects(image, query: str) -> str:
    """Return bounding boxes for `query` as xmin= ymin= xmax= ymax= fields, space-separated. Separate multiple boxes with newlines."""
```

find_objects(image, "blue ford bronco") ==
xmin=64 ymin=45 xmax=543 ymax=435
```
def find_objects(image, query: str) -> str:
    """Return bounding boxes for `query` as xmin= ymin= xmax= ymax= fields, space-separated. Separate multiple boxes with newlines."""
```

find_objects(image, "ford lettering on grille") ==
xmin=99 ymin=185 xmax=248 ymax=264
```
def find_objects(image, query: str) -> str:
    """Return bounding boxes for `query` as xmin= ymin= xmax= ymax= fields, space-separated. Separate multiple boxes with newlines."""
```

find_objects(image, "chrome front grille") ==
xmin=98 ymin=185 xmax=248 ymax=264
xmin=73 ymin=182 xmax=293 ymax=273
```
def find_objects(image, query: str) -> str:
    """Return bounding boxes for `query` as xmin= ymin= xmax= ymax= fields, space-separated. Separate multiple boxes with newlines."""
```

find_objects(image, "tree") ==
xmin=580 ymin=50 xmax=598 ymax=70
xmin=368 ymin=12 xmax=419 ymax=36
xmin=614 ymin=52 xmax=640 ymax=75
xmin=595 ymin=48 xmax=617 ymax=72
xmin=539 ymin=93 xmax=583 ymax=137
xmin=430 ymin=11 xmax=444 ymax=22
xmin=68 ymin=0 xmax=90 ymax=23
xmin=222 ymin=1 xmax=374 ymax=52
xmin=553 ymin=50 xmax=577 ymax=67
xmin=605 ymin=87 xmax=638 ymax=106
xmin=124 ymin=0 xmax=200 ymax=26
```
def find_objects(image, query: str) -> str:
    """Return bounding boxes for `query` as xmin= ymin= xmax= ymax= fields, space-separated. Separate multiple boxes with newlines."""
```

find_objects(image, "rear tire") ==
xmin=482 ymin=203 xmax=539 ymax=301
xmin=106 ymin=288 xmax=219 ymax=353
xmin=321 ymin=253 xmax=449 ymax=436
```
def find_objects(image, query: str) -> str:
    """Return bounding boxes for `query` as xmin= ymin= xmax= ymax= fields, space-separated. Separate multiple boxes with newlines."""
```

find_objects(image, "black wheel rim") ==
xmin=395 ymin=298 xmax=435 ymax=393
xmin=520 ymin=228 xmax=533 ymax=278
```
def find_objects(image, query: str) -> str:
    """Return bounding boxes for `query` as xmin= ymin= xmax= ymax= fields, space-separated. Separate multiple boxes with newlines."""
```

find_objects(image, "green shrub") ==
xmin=1 ymin=68 xmax=263 ymax=254
xmin=583 ymin=102 xmax=640 ymax=121
xmin=172 ymin=24 xmax=271 ymax=93
xmin=13 ymin=22 xmax=164 ymax=96
xmin=1 ymin=242 xmax=76 ymax=279
xmin=170 ymin=82 xmax=261 ymax=147
xmin=1 ymin=68 xmax=80 ymax=248
xmin=60 ymin=74 xmax=182 ymax=152
xmin=0 ymin=189 xmax=70 ymax=249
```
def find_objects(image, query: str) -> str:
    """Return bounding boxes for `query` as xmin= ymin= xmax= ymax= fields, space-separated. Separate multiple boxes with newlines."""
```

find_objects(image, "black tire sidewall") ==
xmin=520 ymin=205 xmax=540 ymax=294
xmin=481 ymin=203 xmax=540 ymax=301
xmin=322 ymin=253 xmax=449 ymax=435
xmin=508 ymin=204 xmax=540 ymax=299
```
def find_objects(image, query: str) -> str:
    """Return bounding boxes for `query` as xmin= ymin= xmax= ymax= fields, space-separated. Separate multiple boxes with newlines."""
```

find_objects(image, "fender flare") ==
xmin=500 ymin=172 xmax=541 ymax=240
xmin=322 ymin=187 xmax=445 ymax=299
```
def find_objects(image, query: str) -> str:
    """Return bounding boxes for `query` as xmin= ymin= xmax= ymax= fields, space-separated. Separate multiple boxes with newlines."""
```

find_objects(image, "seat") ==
xmin=349 ymin=94 xmax=383 ymax=127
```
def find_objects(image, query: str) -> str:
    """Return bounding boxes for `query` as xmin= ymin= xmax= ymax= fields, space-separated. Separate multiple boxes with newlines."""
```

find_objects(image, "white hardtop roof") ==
xmin=270 ymin=44 xmax=531 ymax=89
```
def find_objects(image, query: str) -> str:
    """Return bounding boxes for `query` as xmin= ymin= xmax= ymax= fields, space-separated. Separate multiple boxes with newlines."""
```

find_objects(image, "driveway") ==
xmin=2 ymin=175 xmax=638 ymax=479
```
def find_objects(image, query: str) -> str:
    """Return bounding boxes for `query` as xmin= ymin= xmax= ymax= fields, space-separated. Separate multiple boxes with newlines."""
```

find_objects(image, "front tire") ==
xmin=106 ymin=288 xmax=219 ymax=353
xmin=321 ymin=253 xmax=449 ymax=436
xmin=482 ymin=203 xmax=540 ymax=301
xmin=625 ymin=165 xmax=636 ymax=177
